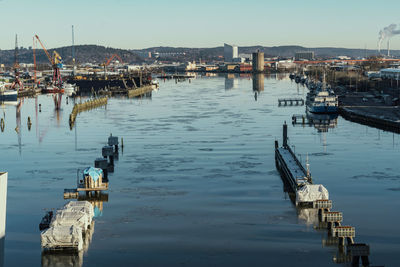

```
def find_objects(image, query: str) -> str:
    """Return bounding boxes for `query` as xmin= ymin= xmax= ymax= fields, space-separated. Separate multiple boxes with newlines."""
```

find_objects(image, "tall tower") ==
xmin=72 ymin=25 xmax=76 ymax=75
xmin=11 ymin=34 xmax=23 ymax=90
xmin=252 ymin=51 xmax=265 ymax=73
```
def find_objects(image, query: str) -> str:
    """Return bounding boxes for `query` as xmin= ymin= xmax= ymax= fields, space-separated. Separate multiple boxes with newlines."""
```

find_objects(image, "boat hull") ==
xmin=307 ymin=105 xmax=338 ymax=114
xmin=0 ymin=90 xmax=18 ymax=101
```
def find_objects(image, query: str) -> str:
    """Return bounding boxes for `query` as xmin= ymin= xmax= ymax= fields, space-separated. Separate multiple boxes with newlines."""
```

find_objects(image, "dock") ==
xmin=17 ymin=88 xmax=41 ymax=98
xmin=339 ymin=106 xmax=400 ymax=134
xmin=278 ymin=98 xmax=304 ymax=106
xmin=99 ymin=84 xmax=155 ymax=98
xmin=274 ymin=123 xmax=311 ymax=192
xmin=69 ymin=96 xmax=108 ymax=128
xmin=157 ymin=74 xmax=195 ymax=79
xmin=274 ymin=123 xmax=377 ymax=266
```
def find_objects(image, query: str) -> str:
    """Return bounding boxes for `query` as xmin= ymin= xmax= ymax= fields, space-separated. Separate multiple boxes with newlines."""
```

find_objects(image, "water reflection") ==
xmin=252 ymin=73 xmax=264 ymax=92
xmin=41 ymin=249 xmax=83 ymax=267
xmin=292 ymin=112 xmax=338 ymax=133
xmin=224 ymin=74 xmax=239 ymax=90
xmin=16 ymin=101 xmax=22 ymax=155
xmin=76 ymin=193 xmax=108 ymax=218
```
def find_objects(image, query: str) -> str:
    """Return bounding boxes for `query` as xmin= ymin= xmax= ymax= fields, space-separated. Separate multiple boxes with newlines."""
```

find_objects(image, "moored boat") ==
xmin=63 ymin=83 xmax=77 ymax=96
xmin=42 ymin=85 xmax=64 ymax=94
xmin=0 ymin=83 xmax=17 ymax=101
xmin=307 ymin=90 xmax=338 ymax=114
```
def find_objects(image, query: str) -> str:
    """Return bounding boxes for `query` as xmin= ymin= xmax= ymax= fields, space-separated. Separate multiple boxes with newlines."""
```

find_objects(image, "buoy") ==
xmin=27 ymin=116 xmax=32 ymax=131
xmin=0 ymin=118 xmax=4 ymax=132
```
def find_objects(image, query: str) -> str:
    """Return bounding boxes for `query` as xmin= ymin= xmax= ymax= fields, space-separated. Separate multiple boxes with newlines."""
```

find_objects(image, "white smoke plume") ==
xmin=378 ymin=23 xmax=400 ymax=52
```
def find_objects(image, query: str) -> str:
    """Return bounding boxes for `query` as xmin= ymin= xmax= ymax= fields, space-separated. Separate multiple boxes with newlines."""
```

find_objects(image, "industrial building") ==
xmin=380 ymin=68 xmax=400 ymax=80
xmin=295 ymin=51 xmax=315 ymax=61
xmin=252 ymin=52 xmax=265 ymax=72
xmin=224 ymin=43 xmax=238 ymax=62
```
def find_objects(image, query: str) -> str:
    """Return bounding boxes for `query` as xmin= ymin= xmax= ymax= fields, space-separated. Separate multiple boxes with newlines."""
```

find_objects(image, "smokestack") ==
xmin=387 ymin=40 xmax=390 ymax=57
xmin=378 ymin=23 xmax=400 ymax=54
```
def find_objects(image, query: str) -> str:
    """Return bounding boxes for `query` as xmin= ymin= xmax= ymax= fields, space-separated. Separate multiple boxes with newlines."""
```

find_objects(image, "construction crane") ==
xmin=11 ymin=34 xmax=23 ymax=90
xmin=34 ymin=34 xmax=63 ymax=87
xmin=102 ymin=54 xmax=123 ymax=77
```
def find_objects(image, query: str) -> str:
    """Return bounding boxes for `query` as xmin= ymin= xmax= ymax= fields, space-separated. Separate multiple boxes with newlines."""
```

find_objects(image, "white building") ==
xmin=224 ymin=43 xmax=238 ymax=62
xmin=295 ymin=51 xmax=314 ymax=61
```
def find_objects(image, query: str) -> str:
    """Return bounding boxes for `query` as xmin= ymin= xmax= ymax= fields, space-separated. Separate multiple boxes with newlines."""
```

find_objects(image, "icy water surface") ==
xmin=0 ymin=74 xmax=399 ymax=266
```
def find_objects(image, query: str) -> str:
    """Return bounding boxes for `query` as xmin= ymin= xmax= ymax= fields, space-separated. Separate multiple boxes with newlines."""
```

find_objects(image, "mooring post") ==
xmin=108 ymin=134 xmax=119 ymax=153
xmin=95 ymin=158 xmax=109 ymax=182
xmin=283 ymin=122 xmax=288 ymax=148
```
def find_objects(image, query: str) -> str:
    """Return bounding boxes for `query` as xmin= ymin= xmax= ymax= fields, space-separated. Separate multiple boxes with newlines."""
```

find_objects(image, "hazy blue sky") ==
xmin=1 ymin=0 xmax=400 ymax=50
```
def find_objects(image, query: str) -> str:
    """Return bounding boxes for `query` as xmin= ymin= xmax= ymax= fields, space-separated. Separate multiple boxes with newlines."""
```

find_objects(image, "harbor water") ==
xmin=0 ymin=74 xmax=399 ymax=266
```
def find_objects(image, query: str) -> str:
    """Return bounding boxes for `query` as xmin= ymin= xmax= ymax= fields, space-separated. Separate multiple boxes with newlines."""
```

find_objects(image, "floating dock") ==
xmin=99 ymin=84 xmax=155 ymax=98
xmin=17 ymin=88 xmax=41 ymax=98
xmin=274 ymin=123 xmax=380 ymax=266
xmin=67 ymin=73 xmax=152 ymax=93
xmin=275 ymin=122 xmax=312 ymax=192
xmin=69 ymin=96 xmax=108 ymax=127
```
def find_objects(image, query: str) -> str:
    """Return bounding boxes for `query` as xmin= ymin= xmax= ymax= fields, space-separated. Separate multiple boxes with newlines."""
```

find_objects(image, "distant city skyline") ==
xmin=1 ymin=0 xmax=400 ymax=51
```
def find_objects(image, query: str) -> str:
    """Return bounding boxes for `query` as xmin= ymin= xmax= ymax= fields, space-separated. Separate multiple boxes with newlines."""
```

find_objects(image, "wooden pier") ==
xmin=278 ymin=98 xmax=304 ymax=106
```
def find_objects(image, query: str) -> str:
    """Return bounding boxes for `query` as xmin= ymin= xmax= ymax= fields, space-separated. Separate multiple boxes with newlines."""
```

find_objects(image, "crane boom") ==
xmin=105 ymin=54 xmax=123 ymax=66
xmin=34 ymin=35 xmax=53 ymax=65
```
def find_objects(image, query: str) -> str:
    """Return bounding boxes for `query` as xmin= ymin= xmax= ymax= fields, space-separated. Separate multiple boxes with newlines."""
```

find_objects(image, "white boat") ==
xmin=63 ymin=83 xmax=77 ymax=96
xmin=0 ymin=82 xmax=18 ymax=102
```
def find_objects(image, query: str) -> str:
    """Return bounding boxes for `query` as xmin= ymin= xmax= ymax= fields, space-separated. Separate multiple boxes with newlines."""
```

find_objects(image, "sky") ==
xmin=1 ymin=0 xmax=400 ymax=50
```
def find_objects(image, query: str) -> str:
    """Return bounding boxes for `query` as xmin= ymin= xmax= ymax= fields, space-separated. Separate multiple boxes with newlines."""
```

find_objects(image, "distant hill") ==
xmin=137 ymin=45 xmax=400 ymax=59
xmin=0 ymin=45 xmax=143 ymax=66
xmin=1 ymin=44 xmax=399 ymax=67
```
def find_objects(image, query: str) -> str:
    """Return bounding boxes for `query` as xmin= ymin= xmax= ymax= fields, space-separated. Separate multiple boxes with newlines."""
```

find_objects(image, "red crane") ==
xmin=34 ymin=34 xmax=63 ymax=87
xmin=105 ymin=54 xmax=124 ymax=66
